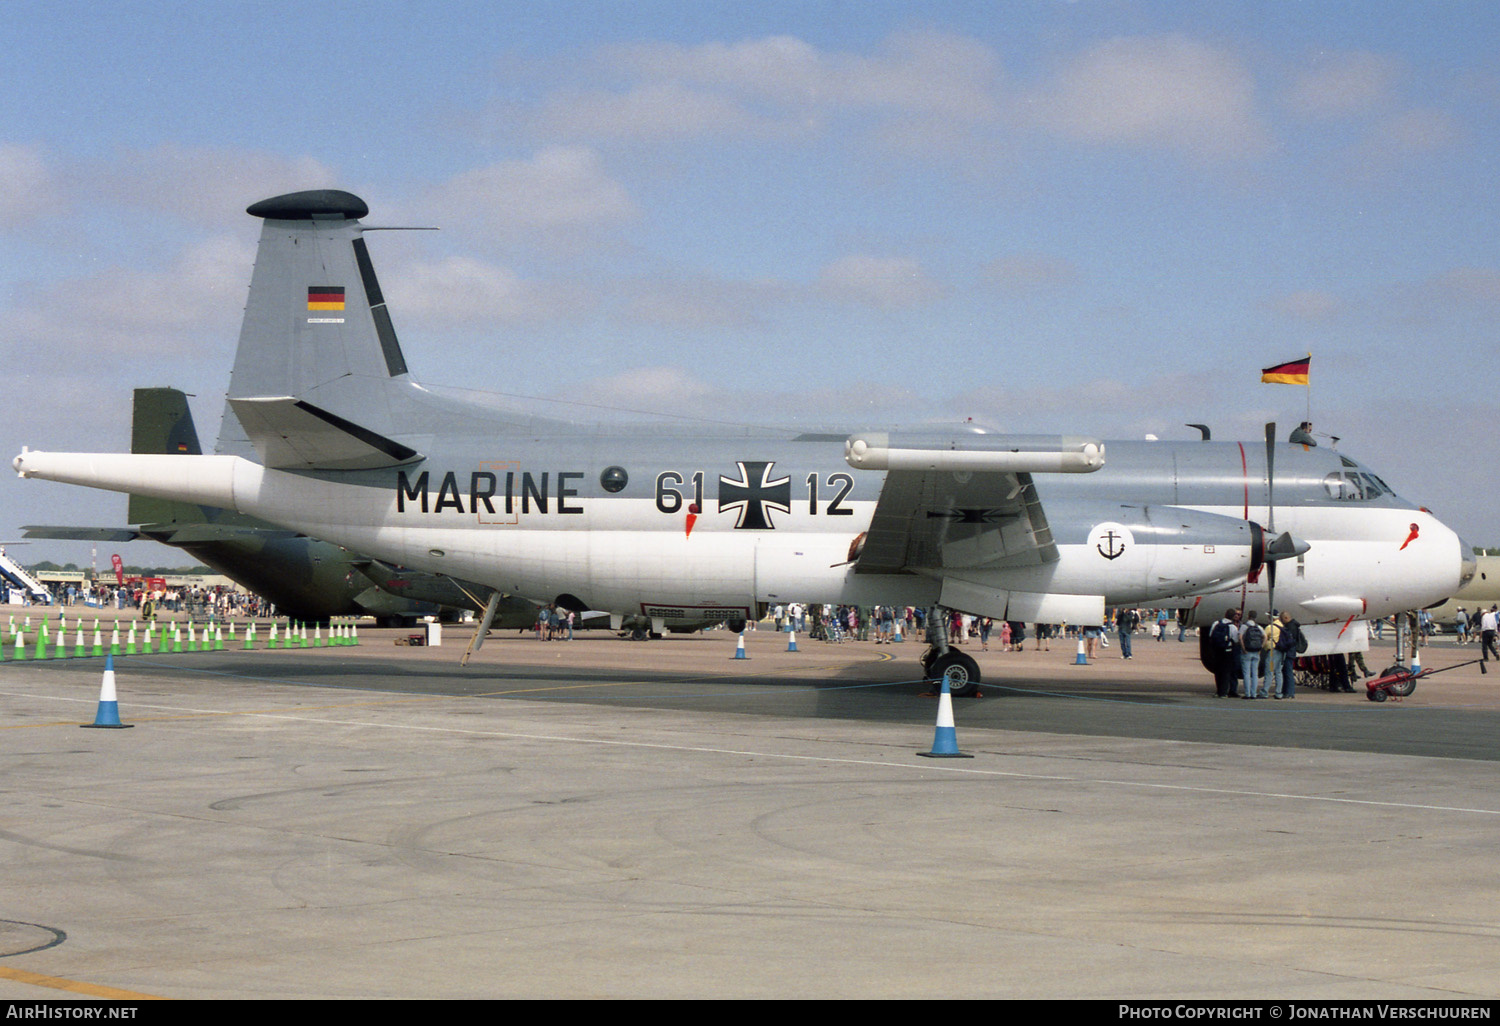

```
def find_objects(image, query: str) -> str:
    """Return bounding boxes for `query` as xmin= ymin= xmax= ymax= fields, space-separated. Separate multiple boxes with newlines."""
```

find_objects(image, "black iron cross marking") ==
xmin=719 ymin=461 xmax=792 ymax=530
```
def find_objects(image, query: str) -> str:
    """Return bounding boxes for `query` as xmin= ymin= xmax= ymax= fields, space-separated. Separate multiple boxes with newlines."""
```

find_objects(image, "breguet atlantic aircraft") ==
xmin=14 ymin=190 xmax=1471 ymax=695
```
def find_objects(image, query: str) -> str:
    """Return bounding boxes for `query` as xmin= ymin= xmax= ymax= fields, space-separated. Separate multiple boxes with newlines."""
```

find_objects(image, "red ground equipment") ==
xmin=1365 ymin=658 xmax=1484 ymax=702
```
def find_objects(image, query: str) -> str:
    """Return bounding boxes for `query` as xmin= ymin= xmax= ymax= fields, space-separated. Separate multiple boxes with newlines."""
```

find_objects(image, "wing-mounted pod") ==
xmin=845 ymin=431 xmax=1105 ymax=474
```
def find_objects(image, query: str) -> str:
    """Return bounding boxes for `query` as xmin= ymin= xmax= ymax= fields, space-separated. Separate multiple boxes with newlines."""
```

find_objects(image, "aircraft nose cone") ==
xmin=1422 ymin=516 xmax=1467 ymax=607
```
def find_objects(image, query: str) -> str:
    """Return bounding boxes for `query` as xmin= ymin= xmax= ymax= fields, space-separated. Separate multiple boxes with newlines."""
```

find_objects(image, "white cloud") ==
xmin=1032 ymin=34 xmax=1272 ymax=162
xmin=100 ymin=145 xmax=340 ymax=223
xmin=384 ymin=255 xmax=574 ymax=325
xmin=424 ymin=147 xmax=638 ymax=233
xmin=818 ymin=255 xmax=942 ymax=308
xmin=620 ymin=276 xmax=787 ymax=331
xmin=1284 ymin=51 xmax=1405 ymax=119
xmin=1361 ymin=107 xmax=1459 ymax=157
xmin=574 ymin=365 xmax=716 ymax=410
xmin=1426 ymin=267 xmax=1500 ymax=304
xmin=534 ymin=30 xmax=1001 ymax=147
xmin=1269 ymin=290 xmax=1342 ymax=321
xmin=1 ymin=234 xmax=252 ymax=366
xmin=979 ymin=254 xmax=1080 ymax=294
xmin=537 ymin=82 xmax=774 ymax=140
xmin=0 ymin=143 xmax=64 ymax=226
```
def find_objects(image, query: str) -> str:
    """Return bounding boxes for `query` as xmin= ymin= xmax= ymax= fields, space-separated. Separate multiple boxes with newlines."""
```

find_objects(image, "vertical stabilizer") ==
xmin=128 ymin=387 xmax=205 ymax=524
xmin=217 ymin=189 xmax=418 ymax=456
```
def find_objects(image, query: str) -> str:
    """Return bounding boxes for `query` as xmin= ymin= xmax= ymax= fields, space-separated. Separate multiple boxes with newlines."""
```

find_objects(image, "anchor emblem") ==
xmin=1095 ymin=527 xmax=1127 ymax=560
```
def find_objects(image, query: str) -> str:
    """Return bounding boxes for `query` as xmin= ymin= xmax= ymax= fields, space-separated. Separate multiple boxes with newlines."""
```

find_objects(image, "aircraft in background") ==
xmin=24 ymin=387 xmax=503 ymax=625
xmin=1422 ymin=554 xmax=1500 ymax=627
xmin=14 ymin=190 xmax=1471 ymax=694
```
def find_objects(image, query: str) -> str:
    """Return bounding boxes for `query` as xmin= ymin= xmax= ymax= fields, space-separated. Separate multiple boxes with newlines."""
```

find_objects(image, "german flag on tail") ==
xmin=307 ymin=286 xmax=346 ymax=311
xmin=1261 ymin=355 xmax=1310 ymax=385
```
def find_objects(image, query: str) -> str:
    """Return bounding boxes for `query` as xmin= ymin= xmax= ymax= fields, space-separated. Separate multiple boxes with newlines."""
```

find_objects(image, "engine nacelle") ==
xmin=1042 ymin=502 xmax=1261 ymax=604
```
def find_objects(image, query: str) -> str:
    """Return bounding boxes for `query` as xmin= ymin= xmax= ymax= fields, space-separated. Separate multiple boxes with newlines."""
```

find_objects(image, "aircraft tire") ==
xmin=928 ymin=650 xmax=981 ymax=698
xmin=726 ymin=618 xmax=747 ymax=634
xmin=1377 ymin=665 xmax=1418 ymax=697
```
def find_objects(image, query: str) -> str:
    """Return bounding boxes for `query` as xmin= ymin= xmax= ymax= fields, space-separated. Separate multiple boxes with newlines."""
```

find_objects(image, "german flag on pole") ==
xmin=1261 ymin=355 xmax=1310 ymax=385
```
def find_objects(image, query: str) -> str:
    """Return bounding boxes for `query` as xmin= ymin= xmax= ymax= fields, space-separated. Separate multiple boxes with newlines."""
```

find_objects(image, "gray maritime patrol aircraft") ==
xmin=13 ymin=190 xmax=1472 ymax=695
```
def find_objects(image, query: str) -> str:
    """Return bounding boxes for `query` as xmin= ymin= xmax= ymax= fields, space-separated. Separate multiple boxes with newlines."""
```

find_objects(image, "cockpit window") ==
xmin=1323 ymin=471 xmax=1391 ymax=501
xmin=1325 ymin=472 xmax=1364 ymax=501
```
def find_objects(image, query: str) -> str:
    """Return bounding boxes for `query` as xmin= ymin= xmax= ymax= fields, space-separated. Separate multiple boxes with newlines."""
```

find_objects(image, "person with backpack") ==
xmin=1208 ymin=608 xmax=1240 ymax=698
xmin=1239 ymin=611 xmax=1266 ymax=698
xmin=1274 ymin=611 xmax=1303 ymax=699
xmin=1263 ymin=613 xmax=1283 ymax=698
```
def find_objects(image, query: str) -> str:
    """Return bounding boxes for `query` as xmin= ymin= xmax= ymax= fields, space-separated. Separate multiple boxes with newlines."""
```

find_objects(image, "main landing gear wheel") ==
xmin=927 ymin=650 xmax=982 ymax=698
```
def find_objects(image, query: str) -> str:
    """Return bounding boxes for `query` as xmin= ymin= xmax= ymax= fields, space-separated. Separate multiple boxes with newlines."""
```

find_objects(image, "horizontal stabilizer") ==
xmin=228 ymin=396 xmax=423 ymax=470
xmin=23 ymin=525 xmax=144 ymax=542
xmin=155 ymin=523 xmax=303 ymax=544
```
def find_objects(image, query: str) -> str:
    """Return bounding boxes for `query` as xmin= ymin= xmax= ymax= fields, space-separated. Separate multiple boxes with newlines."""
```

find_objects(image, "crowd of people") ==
xmin=767 ymin=602 xmax=1190 ymax=653
xmin=23 ymin=580 xmax=275 ymax=621
xmin=1203 ymin=607 xmax=1314 ymax=699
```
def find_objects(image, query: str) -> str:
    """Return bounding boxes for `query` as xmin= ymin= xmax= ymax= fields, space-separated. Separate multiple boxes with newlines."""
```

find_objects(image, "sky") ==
xmin=3 ymin=0 xmax=1498 ymax=569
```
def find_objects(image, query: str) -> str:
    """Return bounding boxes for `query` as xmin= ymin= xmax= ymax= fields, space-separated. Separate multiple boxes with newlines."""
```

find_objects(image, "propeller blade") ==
xmin=1264 ymin=422 xmax=1276 ymax=533
xmin=1265 ymin=422 xmax=1277 ymax=612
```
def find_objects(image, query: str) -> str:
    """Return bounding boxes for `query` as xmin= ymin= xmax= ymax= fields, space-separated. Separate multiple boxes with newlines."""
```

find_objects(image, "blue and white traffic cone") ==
xmin=733 ymin=631 xmax=749 ymax=660
xmin=82 ymin=653 xmax=133 ymax=729
xmin=919 ymin=671 xmax=972 ymax=759
xmin=786 ymin=630 xmax=798 ymax=653
xmin=1074 ymin=636 xmax=1089 ymax=665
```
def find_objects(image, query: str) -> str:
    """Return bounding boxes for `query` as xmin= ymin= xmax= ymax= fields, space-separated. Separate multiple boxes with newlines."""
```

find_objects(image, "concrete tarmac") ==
xmin=2 ymin=621 xmax=1498 ymax=999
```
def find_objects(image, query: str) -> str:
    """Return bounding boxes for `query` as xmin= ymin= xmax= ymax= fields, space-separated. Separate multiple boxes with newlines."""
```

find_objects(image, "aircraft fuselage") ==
xmin=21 ymin=432 xmax=1460 ymax=631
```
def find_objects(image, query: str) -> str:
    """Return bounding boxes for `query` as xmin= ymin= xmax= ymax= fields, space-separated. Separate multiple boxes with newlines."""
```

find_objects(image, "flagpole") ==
xmin=1305 ymin=351 xmax=1312 ymax=425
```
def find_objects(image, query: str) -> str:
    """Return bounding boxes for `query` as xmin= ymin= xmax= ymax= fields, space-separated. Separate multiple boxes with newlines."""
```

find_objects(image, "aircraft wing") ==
xmin=843 ymin=431 xmax=1104 ymax=575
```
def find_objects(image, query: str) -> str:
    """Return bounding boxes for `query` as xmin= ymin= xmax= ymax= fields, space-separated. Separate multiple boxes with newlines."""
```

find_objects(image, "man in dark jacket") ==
xmin=1116 ymin=607 xmax=1139 ymax=659
xmin=1274 ymin=612 xmax=1302 ymax=699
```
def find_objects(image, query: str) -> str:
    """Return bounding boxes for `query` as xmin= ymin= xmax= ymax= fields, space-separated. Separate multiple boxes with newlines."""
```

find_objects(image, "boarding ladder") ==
xmin=0 ymin=550 xmax=52 ymax=604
